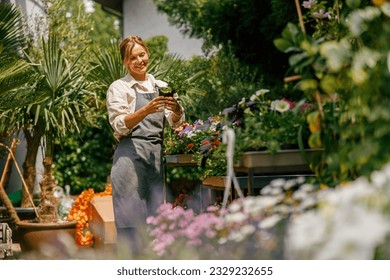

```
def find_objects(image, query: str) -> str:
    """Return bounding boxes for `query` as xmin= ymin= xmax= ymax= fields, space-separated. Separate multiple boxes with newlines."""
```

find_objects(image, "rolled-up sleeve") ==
xmin=106 ymin=80 xmax=136 ymax=140
xmin=165 ymin=93 xmax=185 ymax=129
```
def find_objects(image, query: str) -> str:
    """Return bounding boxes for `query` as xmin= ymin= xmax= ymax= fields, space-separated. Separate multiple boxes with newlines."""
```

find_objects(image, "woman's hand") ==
xmin=146 ymin=96 xmax=167 ymax=114
xmin=164 ymin=97 xmax=182 ymax=116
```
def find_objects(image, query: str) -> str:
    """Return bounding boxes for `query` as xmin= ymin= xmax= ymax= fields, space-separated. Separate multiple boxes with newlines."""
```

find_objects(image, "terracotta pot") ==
xmin=14 ymin=220 xmax=77 ymax=253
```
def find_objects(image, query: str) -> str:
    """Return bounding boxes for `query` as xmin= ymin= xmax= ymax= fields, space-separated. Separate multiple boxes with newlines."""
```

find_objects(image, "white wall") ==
xmin=123 ymin=0 xmax=203 ymax=59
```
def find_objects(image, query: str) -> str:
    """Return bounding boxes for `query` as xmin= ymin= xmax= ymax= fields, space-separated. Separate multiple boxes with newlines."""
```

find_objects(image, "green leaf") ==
xmin=289 ymin=52 xmax=309 ymax=68
xmin=320 ymin=75 xmax=337 ymax=94
xmin=297 ymin=79 xmax=318 ymax=92
xmin=346 ymin=0 xmax=361 ymax=9
xmin=273 ymin=38 xmax=294 ymax=53
xmin=282 ymin=22 xmax=300 ymax=43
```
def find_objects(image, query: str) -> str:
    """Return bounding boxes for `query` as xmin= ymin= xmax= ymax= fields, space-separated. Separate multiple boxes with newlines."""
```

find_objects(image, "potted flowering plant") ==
xmin=163 ymin=117 xmax=223 ymax=156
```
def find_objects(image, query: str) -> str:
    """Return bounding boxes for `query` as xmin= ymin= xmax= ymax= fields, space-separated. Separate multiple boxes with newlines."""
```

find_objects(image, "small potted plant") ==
xmin=164 ymin=117 xmax=223 ymax=163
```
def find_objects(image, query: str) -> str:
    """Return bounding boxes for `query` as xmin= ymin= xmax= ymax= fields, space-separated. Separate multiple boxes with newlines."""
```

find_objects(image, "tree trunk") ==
xmin=21 ymin=127 xmax=41 ymax=207
xmin=38 ymin=156 xmax=58 ymax=223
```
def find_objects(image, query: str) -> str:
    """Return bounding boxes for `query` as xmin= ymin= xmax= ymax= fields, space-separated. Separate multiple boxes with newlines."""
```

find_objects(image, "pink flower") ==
xmin=313 ymin=9 xmax=331 ymax=19
xmin=302 ymin=0 xmax=317 ymax=9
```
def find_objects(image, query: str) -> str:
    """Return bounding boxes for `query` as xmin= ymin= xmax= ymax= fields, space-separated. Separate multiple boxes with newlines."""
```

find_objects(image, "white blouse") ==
xmin=106 ymin=73 xmax=185 ymax=141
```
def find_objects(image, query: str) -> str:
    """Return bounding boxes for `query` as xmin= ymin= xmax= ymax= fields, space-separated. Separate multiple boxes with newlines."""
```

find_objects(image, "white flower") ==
xmin=242 ymin=196 xmax=257 ymax=210
xmin=238 ymin=97 xmax=246 ymax=106
xmin=270 ymin=100 xmax=290 ymax=113
xmin=283 ymin=179 xmax=297 ymax=190
xmin=225 ymin=212 xmax=247 ymax=223
xmin=270 ymin=178 xmax=286 ymax=188
xmin=257 ymin=196 xmax=283 ymax=209
xmin=240 ymin=224 xmax=256 ymax=236
xmin=83 ymin=0 xmax=95 ymax=13
xmin=314 ymin=205 xmax=390 ymax=260
xmin=258 ymin=214 xmax=282 ymax=229
xmin=250 ymin=94 xmax=257 ymax=101
xmin=300 ymin=196 xmax=317 ymax=210
xmin=228 ymin=201 xmax=242 ymax=213
xmin=260 ymin=185 xmax=273 ymax=195
xmin=292 ymin=190 xmax=309 ymax=201
xmin=255 ymin=89 xmax=270 ymax=97
xmin=284 ymin=210 xmax=327 ymax=259
xmin=299 ymin=183 xmax=315 ymax=193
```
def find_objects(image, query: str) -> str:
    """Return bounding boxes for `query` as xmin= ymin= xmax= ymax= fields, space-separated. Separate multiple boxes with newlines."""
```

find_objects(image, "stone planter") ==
xmin=14 ymin=220 xmax=77 ymax=254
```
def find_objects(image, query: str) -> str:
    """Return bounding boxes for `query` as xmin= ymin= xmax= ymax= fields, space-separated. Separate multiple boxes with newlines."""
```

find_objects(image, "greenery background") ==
xmin=2 ymin=0 xmax=386 ymax=201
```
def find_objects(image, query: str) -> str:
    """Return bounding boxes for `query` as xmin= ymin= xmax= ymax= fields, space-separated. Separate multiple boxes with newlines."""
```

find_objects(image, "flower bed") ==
xmin=146 ymin=162 xmax=390 ymax=259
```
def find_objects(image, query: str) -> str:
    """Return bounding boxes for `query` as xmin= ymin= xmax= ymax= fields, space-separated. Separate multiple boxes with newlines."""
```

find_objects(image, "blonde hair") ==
xmin=119 ymin=36 xmax=150 ymax=64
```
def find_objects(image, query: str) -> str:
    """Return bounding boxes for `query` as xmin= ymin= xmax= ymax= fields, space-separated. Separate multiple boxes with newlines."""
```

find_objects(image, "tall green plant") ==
xmin=274 ymin=1 xmax=390 ymax=186
xmin=28 ymin=35 xmax=98 ymax=222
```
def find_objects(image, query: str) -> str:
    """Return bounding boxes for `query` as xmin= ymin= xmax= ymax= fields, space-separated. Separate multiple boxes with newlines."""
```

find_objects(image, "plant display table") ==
xmin=234 ymin=149 xmax=321 ymax=195
xmin=163 ymin=154 xmax=197 ymax=204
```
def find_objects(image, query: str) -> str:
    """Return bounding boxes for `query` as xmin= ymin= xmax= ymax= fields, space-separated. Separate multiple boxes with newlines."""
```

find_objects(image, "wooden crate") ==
xmin=90 ymin=196 xmax=116 ymax=253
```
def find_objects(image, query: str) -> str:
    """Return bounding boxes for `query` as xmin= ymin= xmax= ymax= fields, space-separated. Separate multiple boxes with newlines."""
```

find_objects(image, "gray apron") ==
xmin=111 ymin=85 xmax=164 ymax=228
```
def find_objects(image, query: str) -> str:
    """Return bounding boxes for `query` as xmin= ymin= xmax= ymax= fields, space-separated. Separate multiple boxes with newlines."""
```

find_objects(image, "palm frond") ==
xmin=0 ymin=86 xmax=45 ymax=111
xmin=0 ymin=49 xmax=32 ymax=95
xmin=0 ymin=3 xmax=25 ymax=53
xmin=149 ymin=53 xmax=185 ymax=80
xmin=150 ymin=53 xmax=207 ymax=110
xmin=88 ymin=40 xmax=127 ymax=95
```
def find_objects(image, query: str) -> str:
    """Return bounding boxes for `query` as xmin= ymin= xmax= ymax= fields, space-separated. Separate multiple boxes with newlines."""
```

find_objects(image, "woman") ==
xmin=106 ymin=36 xmax=184 ymax=251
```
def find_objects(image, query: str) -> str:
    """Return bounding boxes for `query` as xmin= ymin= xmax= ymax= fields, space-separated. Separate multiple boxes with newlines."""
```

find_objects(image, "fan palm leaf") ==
xmin=88 ymin=41 xmax=127 ymax=95
xmin=0 ymin=3 xmax=25 ymax=51
xmin=23 ymin=35 xmax=96 ymax=139
xmin=0 ymin=3 xmax=32 ymax=101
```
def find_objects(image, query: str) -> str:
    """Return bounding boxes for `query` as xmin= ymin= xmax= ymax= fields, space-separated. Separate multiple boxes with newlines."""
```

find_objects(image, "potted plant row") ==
xmin=230 ymin=88 xmax=322 ymax=173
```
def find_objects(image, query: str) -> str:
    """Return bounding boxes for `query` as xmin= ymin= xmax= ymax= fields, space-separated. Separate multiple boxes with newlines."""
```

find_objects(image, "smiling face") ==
xmin=120 ymin=36 xmax=150 ymax=81
xmin=124 ymin=43 xmax=149 ymax=81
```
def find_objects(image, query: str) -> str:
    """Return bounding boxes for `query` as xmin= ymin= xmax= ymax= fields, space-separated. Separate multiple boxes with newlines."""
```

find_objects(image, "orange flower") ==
xmin=67 ymin=184 xmax=112 ymax=247
xmin=212 ymin=139 xmax=220 ymax=147
xmin=372 ymin=0 xmax=386 ymax=6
